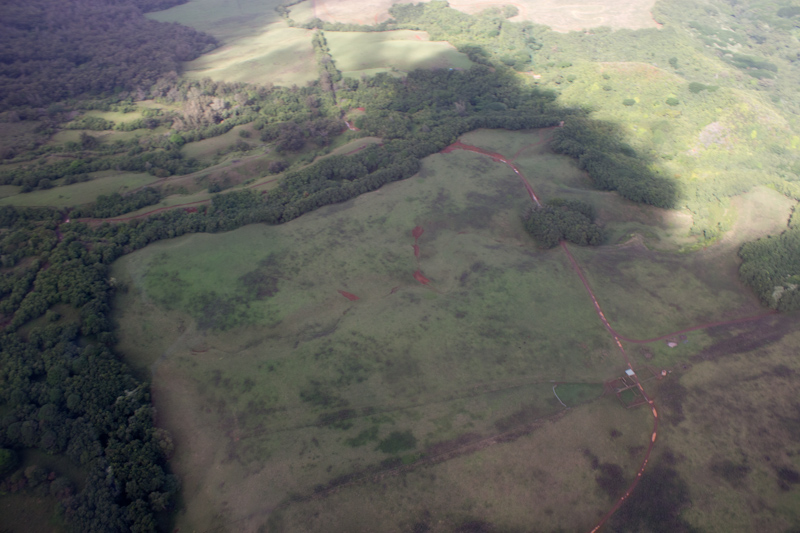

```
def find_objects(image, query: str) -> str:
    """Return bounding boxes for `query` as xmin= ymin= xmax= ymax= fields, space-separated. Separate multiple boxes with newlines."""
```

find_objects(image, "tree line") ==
xmin=739 ymin=208 xmax=800 ymax=311
xmin=550 ymin=118 xmax=678 ymax=209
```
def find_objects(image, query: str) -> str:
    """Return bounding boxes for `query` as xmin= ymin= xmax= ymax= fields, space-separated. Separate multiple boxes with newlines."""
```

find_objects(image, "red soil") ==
xmin=337 ymin=290 xmax=360 ymax=301
xmin=412 ymin=225 xmax=424 ymax=240
xmin=413 ymin=244 xmax=420 ymax=257
xmin=413 ymin=270 xmax=430 ymax=285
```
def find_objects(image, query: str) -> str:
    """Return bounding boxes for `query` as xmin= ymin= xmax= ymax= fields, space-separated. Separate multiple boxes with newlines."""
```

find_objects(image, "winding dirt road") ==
xmin=442 ymin=138 xmax=660 ymax=533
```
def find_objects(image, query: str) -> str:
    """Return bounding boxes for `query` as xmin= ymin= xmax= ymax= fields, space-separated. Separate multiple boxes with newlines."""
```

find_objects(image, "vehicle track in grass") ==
xmin=436 ymin=135 xmax=783 ymax=530
xmin=442 ymin=136 xmax=659 ymax=533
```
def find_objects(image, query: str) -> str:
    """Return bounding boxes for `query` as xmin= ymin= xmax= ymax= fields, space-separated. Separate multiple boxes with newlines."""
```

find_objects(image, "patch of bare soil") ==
xmin=311 ymin=0 xmax=660 ymax=32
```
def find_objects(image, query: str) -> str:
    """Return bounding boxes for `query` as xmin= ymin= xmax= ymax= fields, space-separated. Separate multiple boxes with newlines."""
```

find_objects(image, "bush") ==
xmin=622 ymin=99 xmax=635 ymax=106
xmin=665 ymin=97 xmax=680 ymax=106
xmin=376 ymin=430 xmax=417 ymax=454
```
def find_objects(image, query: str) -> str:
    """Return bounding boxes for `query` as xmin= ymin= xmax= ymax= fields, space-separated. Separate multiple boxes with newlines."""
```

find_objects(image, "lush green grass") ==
xmin=0 ymin=184 xmax=21 ymax=199
xmin=653 ymin=322 xmax=800 ymax=532
xmin=146 ymin=0 xmax=285 ymax=42
xmin=182 ymin=26 xmax=319 ymax=87
xmin=148 ymin=0 xmax=319 ymax=87
xmin=110 ymin=127 xmax=799 ymax=531
xmin=326 ymin=30 xmax=473 ymax=76
xmin=113 ymin=135 xmax=628 ymax=531
xmin=0 ymin=171 xmax=157 ymax=207
xmin=180 ymin=123 xmax=258 ymax=162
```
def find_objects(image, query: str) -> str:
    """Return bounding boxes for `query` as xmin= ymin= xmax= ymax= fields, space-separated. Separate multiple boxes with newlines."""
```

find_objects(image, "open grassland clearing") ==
xmin=0 ymin=171 xmax=157 ymax=208
xmin=326 ymin=31 xmax=473 ymax=77
xmin=273 ymin=400 xmax=654 ymax=533
xmin=570 ymin=240 xmax=765 ymax=342
xmin=110 ymin=128 xmax=800 ymax=531
xmin=148 ymin=0 xmax=318 ymax=87
xmin=537 ymin=54 xmax=800 ymax=239
xmin=182 ymin=26 xmax=319 ymax=87
xmin=0 ymin=185 xmax=21 ymax=199
xmin=47 ymin=126 xmax=171 ymax=147
xmin=647 ymin=319 xmax=800 ymax=532
xmin=113 ymin=139 xmax=630 ymax=531
xmin=147 ymin=0 xmax=284 ymax=42
xmin=180 ymin=123 xmax=261 ymax=162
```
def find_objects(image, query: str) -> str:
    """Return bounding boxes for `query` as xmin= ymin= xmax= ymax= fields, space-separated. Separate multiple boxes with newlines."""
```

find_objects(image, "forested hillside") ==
xmin=0 ymin=0 xmax=215 ymax=111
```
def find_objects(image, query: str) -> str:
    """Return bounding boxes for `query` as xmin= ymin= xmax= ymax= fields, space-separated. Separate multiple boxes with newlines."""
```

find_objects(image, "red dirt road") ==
xmin=444 ymin=137 xmax=658 ymax=533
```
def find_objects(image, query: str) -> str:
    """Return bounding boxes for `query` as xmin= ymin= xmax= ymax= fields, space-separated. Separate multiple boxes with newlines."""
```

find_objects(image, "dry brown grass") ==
xmin=311 ymin=0 xmax=659 ymax=31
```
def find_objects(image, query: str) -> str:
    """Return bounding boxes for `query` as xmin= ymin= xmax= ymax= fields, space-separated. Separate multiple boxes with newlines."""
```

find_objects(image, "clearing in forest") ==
xmin=326 ymin=31 xmax=473 ymax=77
xmin=109 ymin=129 xmax=796 ymax=532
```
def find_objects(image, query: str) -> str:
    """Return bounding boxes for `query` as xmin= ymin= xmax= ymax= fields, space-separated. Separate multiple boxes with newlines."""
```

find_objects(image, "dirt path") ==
xmin=443 ymin=137 xmax=658 ymax=533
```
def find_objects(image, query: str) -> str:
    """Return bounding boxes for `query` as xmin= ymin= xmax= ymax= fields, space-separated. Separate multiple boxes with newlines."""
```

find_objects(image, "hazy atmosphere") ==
xmin=1 ymin=0 xmax=799 ymax=532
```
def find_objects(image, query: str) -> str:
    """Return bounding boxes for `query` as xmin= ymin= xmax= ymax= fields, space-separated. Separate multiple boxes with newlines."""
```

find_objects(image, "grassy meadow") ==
xmin=113 ymin=134 xmax=642 ymax=531
xmin=0 ymin=171 xmax=157 ymax=208
xmin=109 ymin=128 xmax=800 ymax=531
xmin=325 ymin=31 xmax=473 ymax=77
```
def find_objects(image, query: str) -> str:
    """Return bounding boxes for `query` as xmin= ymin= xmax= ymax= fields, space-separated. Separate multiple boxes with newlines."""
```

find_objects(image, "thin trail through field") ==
xmin=443 ymin=136 xmax=659 ymax=533
xmin=439 ymin=134 xmax=780 ymax=530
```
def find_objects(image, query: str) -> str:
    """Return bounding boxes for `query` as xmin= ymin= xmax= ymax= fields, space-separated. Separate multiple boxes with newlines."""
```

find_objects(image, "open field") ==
xmin=0 ymin=171 xmax=157 ymax=208
xmin=309 ymin=0 xmax=659 ymax=31
xmin=111 ymin=129 xmax=800 ymax=531
xmin=148 ymin=0 xmax=319 ymax=87
xmin=649 ymin=318 xmax=800 ymax=532
xmin=182 ymin=26 xmax=318 ymax=87
xmin=326 ymin=31 xmax=473 ymax=77
xmin=147 ymin=0 xmax=285 ymax=41
xmin=113 ymin=136 xmax=633 ymax=531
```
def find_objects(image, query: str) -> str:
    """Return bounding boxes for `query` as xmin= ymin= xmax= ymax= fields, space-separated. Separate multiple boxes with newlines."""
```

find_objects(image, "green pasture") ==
xmin=180 ymin=123 xmax=258 ymax=161
xmin=182 ymin=26 xmax=318 ymax=87
xmin=111 ymin=128 xmax=797 ymax=531
xmin=0 ymin=185 xmax=21 ymax=199
xmin=148 ymin=0 xmax=318 ymax=87
xmin=146 ymin=0 xmax=284 ymax=42
xmin=326 ymin=31 xmax=473 ymax=76
xmin=113 ymin=136 xmax=632 ymax=531
xmin=0 ymin=171 xmax=157 ymax=207
xmin=653 ymin=323 xmax=800 ymax=532
xmin=274 ymin=399 xmax=655 ymax=532
xmin=569 ymin=242 xmax=762 ymax=342
xmin=48 ymin=127 xmax=169 ymax=147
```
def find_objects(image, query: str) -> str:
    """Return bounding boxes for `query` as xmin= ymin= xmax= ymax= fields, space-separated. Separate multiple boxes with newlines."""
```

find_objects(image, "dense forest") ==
xmin=0 ymin=0 xmax=215 ymax=111
xmin=739 ymin=208 xmax=800 ymax=311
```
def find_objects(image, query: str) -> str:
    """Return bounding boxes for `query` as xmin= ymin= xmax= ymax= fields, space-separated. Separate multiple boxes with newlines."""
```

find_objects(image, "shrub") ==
xmin=665 ymin=97 xmax=680 ymax=106
xmin=376 ymin=430 xmax=417 ymax=454
xmin=622 ymin=99 xmax=635 ymax=106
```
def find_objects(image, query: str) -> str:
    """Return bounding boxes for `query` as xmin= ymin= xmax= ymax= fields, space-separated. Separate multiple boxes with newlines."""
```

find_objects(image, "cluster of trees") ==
xmin=0 ymin=208 xmax=178 ymax=531
xmin=523 ymin=198 xmax=603 ymax=248
xmin=388 ymin=1 xmax=540 ymax=71
xmin=550 ymin=118 xmax=677 ymax=209
xmin=0 ymin=0 xmax=216 ymax=111
xmin=739 ymin=209 xmax=800 ymax=311
xmin=71 ymin=188 xmax=163 ymax=219
xmin=1 ymin=75 xmax=347 ymax=191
